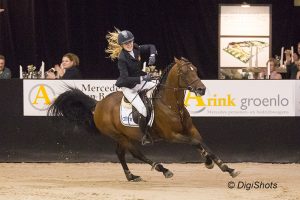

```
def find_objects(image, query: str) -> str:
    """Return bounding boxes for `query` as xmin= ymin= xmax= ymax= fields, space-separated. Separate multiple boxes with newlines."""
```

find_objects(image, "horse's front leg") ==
xmin=188 ymin=126 xmax=240 ymax=178
xmin=125 ymin=142 xmax=174 ymax=179
xmin=173 ymin=126 xmax=240 ymax=178
xmin=169 ymin=132 xmax=214 ymax=169
xmin=116 ymin=143 xmax=142 ymax=182
xmin=195 ymin=142 xmax=240 ymax=178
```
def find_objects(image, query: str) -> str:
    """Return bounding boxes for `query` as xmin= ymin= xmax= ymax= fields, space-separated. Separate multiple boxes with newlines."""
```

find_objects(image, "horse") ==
xmin=48 ymin=57 xmax=240 ymax=181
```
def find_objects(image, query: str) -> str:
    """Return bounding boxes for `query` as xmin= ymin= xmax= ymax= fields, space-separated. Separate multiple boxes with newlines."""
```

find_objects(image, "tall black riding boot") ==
xmin=138 ymin=115 xmax=152 ymax=145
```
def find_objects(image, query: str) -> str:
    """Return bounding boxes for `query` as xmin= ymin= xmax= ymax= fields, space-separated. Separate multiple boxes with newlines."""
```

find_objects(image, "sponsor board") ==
xmin=24 ymin=80 xmax=298 ymax=117
xmin=185 ymin=80 xmax=296 ymax=117
xmin=23 ymin=80 xmax=119 ymax=116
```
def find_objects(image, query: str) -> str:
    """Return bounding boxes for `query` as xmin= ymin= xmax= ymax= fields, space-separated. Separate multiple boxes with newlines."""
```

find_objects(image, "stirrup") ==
xmin=142 ymin=134 xmax=153 ymax=146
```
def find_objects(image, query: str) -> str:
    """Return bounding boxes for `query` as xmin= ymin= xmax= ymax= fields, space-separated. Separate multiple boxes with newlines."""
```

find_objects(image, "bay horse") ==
xmin=48 ymin=57 xmax=240 ymax=181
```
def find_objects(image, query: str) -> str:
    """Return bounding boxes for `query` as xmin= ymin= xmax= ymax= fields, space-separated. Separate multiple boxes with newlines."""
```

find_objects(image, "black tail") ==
xmin=48 ymin=87 xmax=97 ymax=128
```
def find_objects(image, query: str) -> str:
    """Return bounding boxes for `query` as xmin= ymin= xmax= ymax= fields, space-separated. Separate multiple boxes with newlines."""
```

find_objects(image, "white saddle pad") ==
xmin=120 ymin=97 xmax=154 ymax=128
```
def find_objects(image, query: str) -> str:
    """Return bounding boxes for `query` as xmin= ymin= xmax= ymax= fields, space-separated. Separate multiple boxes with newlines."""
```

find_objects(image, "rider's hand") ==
xmin=148 ymin=54 xmax=156 ymax=65
xmin=142 ymin=74 xmax=152 ymax=82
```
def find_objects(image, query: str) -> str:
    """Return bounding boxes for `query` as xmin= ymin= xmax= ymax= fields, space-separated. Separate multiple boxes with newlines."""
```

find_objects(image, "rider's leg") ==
xmin=121 ymin=87 xmax=152 ymax=145
xmin=137 ymin=81 xmax=157 ymax=145
xmin=142 ymin=80 xmax=157 ymax=98
xmin=138 ymin=114 xmax=152 ymax=145
xmin=122 ymin=87 xmax=147 ymax=117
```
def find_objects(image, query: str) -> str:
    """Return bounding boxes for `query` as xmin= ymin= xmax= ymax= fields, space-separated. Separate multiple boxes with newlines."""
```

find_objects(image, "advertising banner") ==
xmin=23 ymin=80 xmax=119 ymax=116
xmin=24 ymin=80 xmax=298 ymax=117
xmin=185 ymin=80 xmax=296 ymax=117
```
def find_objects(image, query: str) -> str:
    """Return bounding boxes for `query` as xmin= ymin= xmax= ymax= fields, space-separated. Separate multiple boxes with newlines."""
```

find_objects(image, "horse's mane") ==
xmin=152 ymin=57 xmax=193 ymax=98
xmin=153 ymin=62 xmax=175 ymax=98
xmin=160 ymin=62 xmax=174 ymax=84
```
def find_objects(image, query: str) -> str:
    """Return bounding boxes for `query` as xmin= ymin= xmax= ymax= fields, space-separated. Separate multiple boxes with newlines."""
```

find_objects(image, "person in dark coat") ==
xmin=46 ymin=53 xmax=81 ymax=79
xmin=114 ymin=30 xmax=157 ymax=145
xmin=286 ymin=52 xmax=298 ymax=79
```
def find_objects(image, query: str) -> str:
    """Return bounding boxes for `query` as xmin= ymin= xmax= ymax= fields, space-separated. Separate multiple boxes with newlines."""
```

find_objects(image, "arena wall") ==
xmin=0 ymin=79 xmax=299 ymax=163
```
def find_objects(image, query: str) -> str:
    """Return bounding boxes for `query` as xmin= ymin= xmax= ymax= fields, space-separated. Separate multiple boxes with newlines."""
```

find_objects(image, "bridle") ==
xmin=177 ymin=62 xmax=202 ymax=93
xmin=157 ymin=61 xmax=202 ymax=128
xmin=159 ymin=61 xmax=202 ymax=92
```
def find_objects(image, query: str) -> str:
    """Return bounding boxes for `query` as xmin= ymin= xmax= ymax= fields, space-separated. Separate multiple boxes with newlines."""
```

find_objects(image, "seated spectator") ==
xmin=0 ymin=55 xmax=12 ymax=79
xmin=260 ymin=58 xmax=282 ymax=79
xmin=268 ymin=58 xmax=282 ymax=80
xmin=286 ymin=49 xmax=299 ymax=79
xmin=296 ymin=60 xmax=300 ymax=80
xmin=46 ymin=53 xmax=82 ymax=79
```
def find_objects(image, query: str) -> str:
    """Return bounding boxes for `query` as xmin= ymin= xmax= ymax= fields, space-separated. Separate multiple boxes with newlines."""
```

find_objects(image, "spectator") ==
xmin=296 ymin=60 xmax=300 ymax=79
xmin=285 ymin=50 xmax=299 ymax=79
xmin=268 ymin=58 xmax=282 ymax=80
xmin=0 ymin=55 xmax=12 ymax=79
xmin=259 ymin=58 xmax=282 ymax=79
xmin=46 ymin=53 xmax=82 ymax=79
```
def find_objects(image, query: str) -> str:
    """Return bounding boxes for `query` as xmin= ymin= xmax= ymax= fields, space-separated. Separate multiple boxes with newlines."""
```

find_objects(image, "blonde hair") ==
xmin=63 ymin=53 xmax=80 ymax=67
xmin=105 ymin=28 xmax=122 ymax=61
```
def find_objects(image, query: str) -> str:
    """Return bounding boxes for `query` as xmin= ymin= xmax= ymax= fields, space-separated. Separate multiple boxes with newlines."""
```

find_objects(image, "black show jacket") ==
xmin=116 ymin=44 xmax=157 ymax=88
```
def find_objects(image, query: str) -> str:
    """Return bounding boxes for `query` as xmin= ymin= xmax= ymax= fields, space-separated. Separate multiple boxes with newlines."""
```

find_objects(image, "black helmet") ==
xmin=118 ymin=30 xmax=134 ymax=45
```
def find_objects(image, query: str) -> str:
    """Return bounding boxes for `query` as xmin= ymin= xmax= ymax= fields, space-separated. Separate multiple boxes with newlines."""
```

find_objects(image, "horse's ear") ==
xmin=174 ymin=57 xmax=179 ymax=63
xmin=181 ymin=57 xmax=188 ymax=62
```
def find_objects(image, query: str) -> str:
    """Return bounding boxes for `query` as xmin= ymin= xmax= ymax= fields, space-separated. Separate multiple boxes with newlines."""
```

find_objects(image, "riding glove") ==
xmin=148 ymin=54 xmax=156 ymax=65
xmin=142 ymin=74 xmax=152 ymax=82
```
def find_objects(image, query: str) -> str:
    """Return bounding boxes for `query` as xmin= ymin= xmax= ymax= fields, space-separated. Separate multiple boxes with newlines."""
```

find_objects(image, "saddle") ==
xmin=120 ymin=90 xmax=154 ymax=127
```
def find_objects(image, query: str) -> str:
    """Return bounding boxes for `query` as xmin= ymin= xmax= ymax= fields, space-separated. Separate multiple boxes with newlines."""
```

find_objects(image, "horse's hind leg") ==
xmin=116 ymin=143 xmax=141 ymax=182
xmin=196 ymin=142 xmax=240 ymax=178
xmin=126 ymin=143 xmax=174 ymax=179
xmin=202 ymin=154 xmax=214 ymax=169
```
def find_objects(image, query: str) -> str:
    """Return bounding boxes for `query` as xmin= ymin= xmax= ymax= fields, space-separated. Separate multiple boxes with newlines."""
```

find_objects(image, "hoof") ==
xmin=130 ymin=176 xmax=143 ymax=182
xmin=127 ymin=175 xmax=142 ymax=182
xmin=205 ymin=162 xmax=214 ymax=169
xmin=230 ymin=170 xmax=241 ymax=178
xmin=163 ymin=170 xmax=174 ymax=178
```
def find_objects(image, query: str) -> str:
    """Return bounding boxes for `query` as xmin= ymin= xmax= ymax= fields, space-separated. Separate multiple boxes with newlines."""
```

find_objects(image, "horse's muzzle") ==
xmin=187 ymin=86 xmax=206 ymax=96
xmin=195 ymin=87 xmax=206 ymax=96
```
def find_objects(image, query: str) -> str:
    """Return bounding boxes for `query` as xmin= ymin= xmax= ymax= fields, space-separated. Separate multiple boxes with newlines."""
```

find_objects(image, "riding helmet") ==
xmin=118 ymin=30 xmax=134 ymax=45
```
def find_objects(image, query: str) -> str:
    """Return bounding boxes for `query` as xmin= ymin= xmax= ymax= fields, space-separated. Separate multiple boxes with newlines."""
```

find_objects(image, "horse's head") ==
xmin=174 ymin=57 xmax=206 ymax=96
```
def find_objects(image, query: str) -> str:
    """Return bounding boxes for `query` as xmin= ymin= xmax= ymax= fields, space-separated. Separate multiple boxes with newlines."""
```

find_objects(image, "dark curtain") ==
xmin=0 ymin=0 xmax=299 ymax=79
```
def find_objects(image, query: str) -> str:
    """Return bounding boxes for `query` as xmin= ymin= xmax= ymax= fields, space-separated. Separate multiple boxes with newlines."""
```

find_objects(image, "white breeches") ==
xmin=121 ymin=80 xmax=157 ymax=117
